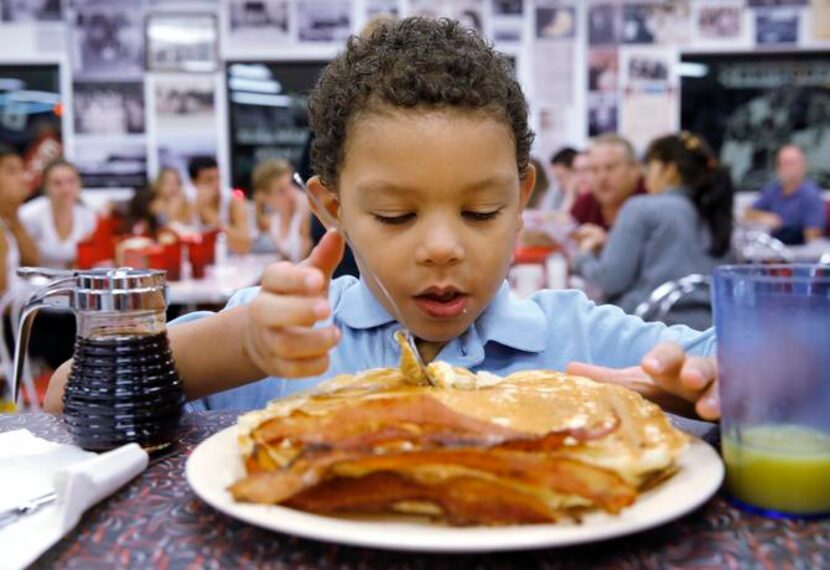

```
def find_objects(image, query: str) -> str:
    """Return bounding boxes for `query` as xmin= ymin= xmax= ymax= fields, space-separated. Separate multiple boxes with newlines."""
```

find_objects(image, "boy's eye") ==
xmin=373 ymin=213 xmax=415 ymax=225
xmin=463 ymin=209 xmax=502 ymax=222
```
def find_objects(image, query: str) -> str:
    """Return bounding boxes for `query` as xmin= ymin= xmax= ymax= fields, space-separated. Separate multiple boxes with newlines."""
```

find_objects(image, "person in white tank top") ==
xmin=187 ymin=156 xmax=250 ymax=254
xmin=0 ymin=146 xmax=39 ymax=295
xmin=19 ymin=160 xmax=97 ymax=269
xmin=248 ymin=159 xmax=311 ymax=262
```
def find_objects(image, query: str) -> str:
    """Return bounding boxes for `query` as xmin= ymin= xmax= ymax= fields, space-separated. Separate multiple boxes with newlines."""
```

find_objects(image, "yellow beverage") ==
xmin=722 ymin=425 xmax=830 ymax=515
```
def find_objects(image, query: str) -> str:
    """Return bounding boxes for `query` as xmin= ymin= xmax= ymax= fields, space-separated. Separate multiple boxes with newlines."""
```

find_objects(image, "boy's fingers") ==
xmin=250 ymin=293 xmax=330 ymax=327
xmin=641 ymin=342 xmax=685 ymax=377
xmin=695 ymin=381 xmax=721 ymax=421
xmin=265 ymin=325 xmax=341 ymax=359
xmin=566 ymin=362 xmax=648 ymax=384
xmin=301 ymin=229 xmax=345 ymax=283
xmin=566 ymin=361 xmax=692 ymax=414
xmin=261 ymin=261 xmax=327 ymax=295
xmin=566 ymin=361 xmax=660 ymax=395
xmin=680 ymin=356 xmax=717 ymax=392
xmin=273 ymin=354 xmax=331 ymax=379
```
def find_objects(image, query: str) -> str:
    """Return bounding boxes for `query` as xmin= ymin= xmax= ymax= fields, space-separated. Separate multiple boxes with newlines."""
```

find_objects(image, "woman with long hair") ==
xmin=248 ymin=159 xmax=311 ymax=261
xmin=150 ymin=167 xmax=191 ymax=228
xmin=572 ymin=131 xmax=734 ymax=328
xmin=19 ymin=159 xmax=97 ymax=269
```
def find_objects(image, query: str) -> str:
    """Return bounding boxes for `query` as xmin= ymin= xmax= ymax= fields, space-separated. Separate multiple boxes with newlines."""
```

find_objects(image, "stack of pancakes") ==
xmin=229 ymin=334 xmax=688 ymax=525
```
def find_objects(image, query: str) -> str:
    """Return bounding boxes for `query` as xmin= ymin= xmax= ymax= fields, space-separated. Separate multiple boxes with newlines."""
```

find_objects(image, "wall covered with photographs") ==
xmin=0 ymin=0 xmax=828 ymax=194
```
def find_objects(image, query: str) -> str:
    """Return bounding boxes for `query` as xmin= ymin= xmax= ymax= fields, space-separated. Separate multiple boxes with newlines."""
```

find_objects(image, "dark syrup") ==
xmin=63 ymin=332 xmax=184 ymax=451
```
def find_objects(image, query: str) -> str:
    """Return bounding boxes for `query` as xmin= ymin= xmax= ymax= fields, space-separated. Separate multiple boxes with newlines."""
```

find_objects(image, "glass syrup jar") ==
xmin=14 ymin=268 xmax=184 ymax=452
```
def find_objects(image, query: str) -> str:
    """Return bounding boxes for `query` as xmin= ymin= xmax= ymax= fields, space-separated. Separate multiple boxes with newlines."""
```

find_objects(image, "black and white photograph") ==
xmin=367 ymin=0 xmax=399 ymax=19
xmin=588 ymin=92 xmax=618 ymax=136
xmin=72 ymin=0 xmax=144 ymax=79
xmin=227 ymin=0 xmax=290 ymax=48
xmin=627 ymin=55 xmax=670 ymax=83
xmin=155 ymin=76 xmax=215 ymax=132
xmin=588 ymin=3 xmax=620 ymax=45
xmin=588 ymin=48 xmax=618 ymax=92
xmin=536 ymin=7 xmax=576 ymax=40
xmin=73 ymin=81 xmax=145 ymax=135
xmin=297 ymin=0 xmax=350 ymax=43
xmin=157 ymin=131 xmax=217 ymax=187
xmin=748 ymin=0 xmax=807 ymax=6
xmin=1 ymin=0 xmax=62 ymax=21
xmin=146 ymin=13 xmax=218 ymax=72
xmin=492 ymin=0 xmax=522 ymax=15
xmin=409 ymin=0 xmax=443 ymax=19
xmin=622 ymin=3 xmax=655 ymax=44
xmin=491 ymin=0 xmax=522 ymax=41
xmin=148 ymin=0 xmax=218 ymax=5
xmin=451 ymin=0 xmax=485 ymax=36
xmin=681 ymin=52 xmax=830 ymax=191
xmin=650 ymin=0 xmax=691 ymax=44
xmin=697 ymin=5 xmax=743 ymax=39
xmin=74 ymin=136 xmax=148 ymax=188
xmin=755 ymin=8 xmax=799 ymax=44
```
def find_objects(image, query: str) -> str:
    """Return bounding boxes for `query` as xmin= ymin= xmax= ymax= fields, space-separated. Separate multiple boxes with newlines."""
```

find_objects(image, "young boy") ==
xmin=45 ymin=18 xmax=719 ymax=420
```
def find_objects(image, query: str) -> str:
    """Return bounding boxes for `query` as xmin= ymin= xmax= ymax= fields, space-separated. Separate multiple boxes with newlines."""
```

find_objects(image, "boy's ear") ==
xmin=518 ymin=162 xmax=537 ymax=211
xmin=306 ymin=175 xmax=341 ymax=227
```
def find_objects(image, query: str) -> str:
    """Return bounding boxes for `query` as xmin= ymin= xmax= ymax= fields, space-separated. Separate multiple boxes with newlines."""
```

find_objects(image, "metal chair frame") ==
xmin=634 ymin=274 xmax=712 ymax=324
xmin=0 ymin=284 xmax=40 ymax=410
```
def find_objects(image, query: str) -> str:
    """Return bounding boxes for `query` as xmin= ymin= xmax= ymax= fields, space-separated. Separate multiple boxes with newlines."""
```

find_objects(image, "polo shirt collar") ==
xmin=336 ymin=277 xmax=397 ymax=329
xmin=473 ymin=281 xmax=547 ymax=353
xmin=337 ymin=279 xmax=547 ymax=354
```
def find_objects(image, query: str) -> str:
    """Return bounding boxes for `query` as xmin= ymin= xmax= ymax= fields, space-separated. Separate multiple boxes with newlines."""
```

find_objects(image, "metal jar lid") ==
xmin=73 ymin=268 xmax=168 ymax=312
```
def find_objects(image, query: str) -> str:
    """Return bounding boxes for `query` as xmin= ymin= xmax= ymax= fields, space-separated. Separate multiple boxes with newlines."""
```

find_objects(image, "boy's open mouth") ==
xmin=413 ymin=287 xmax=469 ymax=319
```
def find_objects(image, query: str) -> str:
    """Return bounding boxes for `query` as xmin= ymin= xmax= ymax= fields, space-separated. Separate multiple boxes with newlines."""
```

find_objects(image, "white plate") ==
xmin=186 ymin=426 xmax=724 ymax=553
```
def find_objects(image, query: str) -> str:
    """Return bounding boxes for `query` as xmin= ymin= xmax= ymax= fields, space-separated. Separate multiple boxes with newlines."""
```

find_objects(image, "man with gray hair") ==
xmin=571 ymin=133 xmax=646 ymax=253
xmin=743 ymin=144 xmax=826 ymax=244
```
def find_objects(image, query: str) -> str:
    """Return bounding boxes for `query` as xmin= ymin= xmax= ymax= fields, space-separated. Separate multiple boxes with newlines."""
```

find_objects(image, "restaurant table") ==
xmin=2 ymin=412 xmax=829 ymax=569
xmin=167 ymin=254 xmax=272 ymax=306
xmin=786 ymin=238 xmax=830 ymax=263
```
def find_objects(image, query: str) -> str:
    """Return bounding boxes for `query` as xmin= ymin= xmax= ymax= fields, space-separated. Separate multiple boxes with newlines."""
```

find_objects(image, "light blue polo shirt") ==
xmin=176 ymin=276 xmax=716 ymax=411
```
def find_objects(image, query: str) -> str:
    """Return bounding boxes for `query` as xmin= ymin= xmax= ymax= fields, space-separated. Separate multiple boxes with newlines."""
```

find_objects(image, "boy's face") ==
xmin=315 ymin=109 xmax=534 ymax=343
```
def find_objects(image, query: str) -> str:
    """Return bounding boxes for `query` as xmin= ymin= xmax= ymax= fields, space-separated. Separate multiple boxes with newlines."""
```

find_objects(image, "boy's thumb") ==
xmin=301 ymin=229 xmax=345 ymax=283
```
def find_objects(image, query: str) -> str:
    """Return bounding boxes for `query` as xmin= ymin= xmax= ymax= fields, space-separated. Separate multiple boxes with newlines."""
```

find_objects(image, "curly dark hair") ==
xmin=308 ymin=17 xmax=534 ymax=189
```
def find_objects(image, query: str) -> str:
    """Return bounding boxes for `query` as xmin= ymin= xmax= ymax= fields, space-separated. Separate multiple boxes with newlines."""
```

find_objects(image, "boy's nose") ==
xmin=415 ymin=226 xmax=465 ymax=267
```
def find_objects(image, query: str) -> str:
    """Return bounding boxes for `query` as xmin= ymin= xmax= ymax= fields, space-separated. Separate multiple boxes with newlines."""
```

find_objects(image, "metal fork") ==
xmin=292 ymin=173 xmax=434 ymax=385
xmin=0 ymin=491 xmax=58 ymax=529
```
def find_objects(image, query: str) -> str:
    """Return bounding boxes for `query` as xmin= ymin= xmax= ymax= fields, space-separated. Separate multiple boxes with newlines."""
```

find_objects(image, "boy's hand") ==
xmin=566 ymin=342 xmax=720 ymax=421
xmin=242 ymin=229 xmax=345 ymax=379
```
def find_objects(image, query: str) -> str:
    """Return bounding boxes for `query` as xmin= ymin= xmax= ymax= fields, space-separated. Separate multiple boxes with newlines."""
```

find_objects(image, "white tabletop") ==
xmin=167 ymin=254 xmax=272 ymax=305
xmin=786 ymin=239 xmax=830 ymax=263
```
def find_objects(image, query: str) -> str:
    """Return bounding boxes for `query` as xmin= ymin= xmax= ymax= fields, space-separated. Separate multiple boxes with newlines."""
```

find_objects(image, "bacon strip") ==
xmin=230 ymin=450 xmax=362 ymax=505
xmin=286 ymin=471 xmax=560 ymax=525
xmin=329 ymin=449 xmax=636 ymax=514
xmin=230 ymin=448 xmax=636 ymax=516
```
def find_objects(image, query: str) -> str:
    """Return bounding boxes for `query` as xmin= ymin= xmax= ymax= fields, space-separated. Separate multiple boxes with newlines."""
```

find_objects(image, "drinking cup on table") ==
xmin=185 ymin=238 xmax=212 ymax=279
xmin=713 ymin=264 xmax=830 ymax=518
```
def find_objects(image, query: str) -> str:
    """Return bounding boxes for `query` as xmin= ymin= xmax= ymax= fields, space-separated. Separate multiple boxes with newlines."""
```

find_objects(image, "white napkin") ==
xmin=0 ymin=429 xmax=149 ymax=569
